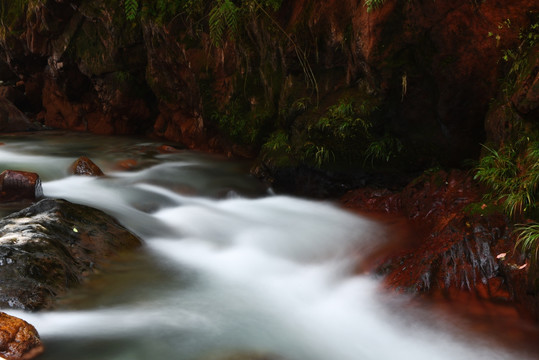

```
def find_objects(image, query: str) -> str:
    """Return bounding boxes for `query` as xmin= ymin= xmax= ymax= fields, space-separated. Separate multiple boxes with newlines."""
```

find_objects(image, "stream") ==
xmin=0 ymin=131 xmax=537 ymax=360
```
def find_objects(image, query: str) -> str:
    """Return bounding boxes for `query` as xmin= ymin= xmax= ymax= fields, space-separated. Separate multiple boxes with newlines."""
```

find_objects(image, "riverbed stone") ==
xmin=0 ymin=198 xmax=142 ymax=310
xmin=0 ymin=170 xmax=43 ymax=203
xmin=69 ymin=156 xmax=104 ymax=176
xmin=0 ymin=312 xmax=43 ymax=360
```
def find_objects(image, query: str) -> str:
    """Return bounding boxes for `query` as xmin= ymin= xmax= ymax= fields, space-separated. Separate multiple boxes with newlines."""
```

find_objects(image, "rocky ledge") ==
xmin=341 ymin=169 xmax=539 ymax=321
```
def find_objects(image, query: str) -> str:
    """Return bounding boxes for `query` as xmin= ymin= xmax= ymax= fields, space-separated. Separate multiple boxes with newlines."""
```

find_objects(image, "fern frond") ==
xmin=209 ymin=4 xmax=225 ymax=46
xmin=223 ymin=0 xmax=239 ymax=34
xmin=209 ymin=0 xmax=240 ymax=46
xmin=125 ymin=0 xmax=138 ymax=21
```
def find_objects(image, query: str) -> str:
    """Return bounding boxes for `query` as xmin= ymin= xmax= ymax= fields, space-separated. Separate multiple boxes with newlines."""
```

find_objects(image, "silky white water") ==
xmin=0 ymin=132 xmax=535 ymax=360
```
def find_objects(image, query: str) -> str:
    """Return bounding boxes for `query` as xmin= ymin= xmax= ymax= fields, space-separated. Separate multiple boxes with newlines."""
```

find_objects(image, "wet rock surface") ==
xmin=0 ymin=312 xmax=43 ymax=360
xmin=69 ymin=156 xmax=104 ymax=176
xmin=0 ymin=198 xmax=141 ymax=310
xmin=0 ymin=171 xmax=43 ymax=203
xmin=341 ymin=170 xmax=528 ymax=305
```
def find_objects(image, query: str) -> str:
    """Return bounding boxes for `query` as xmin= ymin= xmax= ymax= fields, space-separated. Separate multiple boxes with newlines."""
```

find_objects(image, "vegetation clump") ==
xmin=475 ymin=140 xmax=539 ymax=219
xmin=474 ymin=16 xmax=539 ymax=271
xmin=475 ymin=139 xmax=539 ymax=266
xmin=260 ymin=93 xmax=403 ymax=171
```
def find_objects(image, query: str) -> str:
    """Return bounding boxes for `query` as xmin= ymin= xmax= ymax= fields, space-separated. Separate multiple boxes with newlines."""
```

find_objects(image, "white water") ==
xmin=0 ymin=132 xmax=534 ymax=360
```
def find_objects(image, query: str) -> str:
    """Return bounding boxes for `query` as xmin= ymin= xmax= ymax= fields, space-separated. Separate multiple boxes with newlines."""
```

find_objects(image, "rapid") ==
xmin=0 ymin=131 xmax=535 ymax=360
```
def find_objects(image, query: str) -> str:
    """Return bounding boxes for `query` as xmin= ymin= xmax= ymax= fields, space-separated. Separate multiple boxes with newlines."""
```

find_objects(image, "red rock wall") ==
xmin=0 ymin=0 xmax=536 ymax=159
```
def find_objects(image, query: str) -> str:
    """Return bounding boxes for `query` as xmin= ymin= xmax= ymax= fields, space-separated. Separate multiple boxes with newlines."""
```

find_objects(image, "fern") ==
xmin=209 ymin=0 xmax=240 ymax=46
xmin=125 ymin=0 xmax=138 ymax=21
xmin=303 ymin=143 xmax=335 ymax=168
xmin=364 ymin=135 xmax=403 ymax=165
xmin=475 ymin=141 xmax=539 ymax=219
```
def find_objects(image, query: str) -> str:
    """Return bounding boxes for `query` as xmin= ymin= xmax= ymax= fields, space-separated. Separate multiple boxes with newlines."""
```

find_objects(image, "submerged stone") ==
xmin=0 ymin=312 xmax=43 ymax=360
xmin=0 ymin=198 xmax=141 ymax=310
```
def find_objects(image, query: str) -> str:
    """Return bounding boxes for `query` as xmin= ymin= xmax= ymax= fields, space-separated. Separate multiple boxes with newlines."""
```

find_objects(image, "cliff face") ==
xmin=0 ymin=0 xmax=537 ymax=166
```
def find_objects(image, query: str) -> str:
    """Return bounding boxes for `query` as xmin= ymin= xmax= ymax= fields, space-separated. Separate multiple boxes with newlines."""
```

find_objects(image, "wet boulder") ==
xmin=69 ymin=156 xmax=104 ymax=176
xmin=0 ymin=312 xmax=43 ymax=360
xmin=0 ymin=198 xmax=142 ymax=310
xmin=0 ymin=170 xmax=43 ymax=202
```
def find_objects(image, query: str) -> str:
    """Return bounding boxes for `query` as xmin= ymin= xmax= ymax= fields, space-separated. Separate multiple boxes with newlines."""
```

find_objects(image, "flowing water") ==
xmin=0 ymin=131 xmax=538 ymax=360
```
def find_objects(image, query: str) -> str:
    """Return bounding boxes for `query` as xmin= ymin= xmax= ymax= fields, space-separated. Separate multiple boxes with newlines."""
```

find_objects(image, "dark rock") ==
xmin=485 ymin=44 xmax=538 ymax=147
xmin=342 ymin=170 xmax=514 ymax=298
xmin=0 ymin=87 xmax=26 ymax=110
xmin=0 ymin=170 xmax=43 ymax=202
xmin=0 ymin=198 xmax=141 ymax=310
xmin=343 ymin=170 xmax=539 ymax=321
xmin=0 ymin=98 xmax=40 ymax=133
xmin=0 ymin=0 xmax=536 ymax=166
xmin=0 ymin=312 xmax=43 ymax=360
xmin=511 ymin=52 xmax=539 ymax=116
xmin=504 ymin=262 xmax=539 ymax=321
xmin=0 ymin=60 xmax=17 ymax=84
xmin=69 ymin=156 xmax=104 ymax=176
